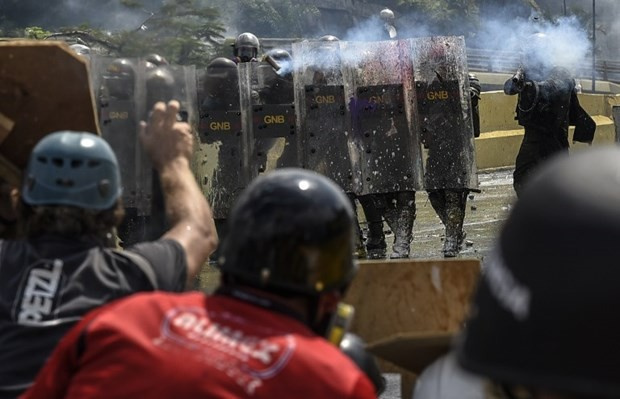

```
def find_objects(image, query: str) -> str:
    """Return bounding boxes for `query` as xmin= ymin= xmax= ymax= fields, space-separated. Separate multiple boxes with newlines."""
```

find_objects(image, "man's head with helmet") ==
xmin=218 ymin=168 xmax=357 ymax=335
xmin=457 ymin=147 xmax=620 ymax=398
xmin=232 ymin=32 xmax=260 ymax=63
xmin=202 ymin=57 xmax=239 ymax=110
xmin=20 ymin=131 xmax=123 ymax=247
xmin=104 ymin=58 xmax=136 ymax=100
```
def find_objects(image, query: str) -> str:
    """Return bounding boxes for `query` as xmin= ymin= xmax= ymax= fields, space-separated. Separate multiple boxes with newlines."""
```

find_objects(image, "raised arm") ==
xmin=139 ymin=100 xmax=218 ymax=282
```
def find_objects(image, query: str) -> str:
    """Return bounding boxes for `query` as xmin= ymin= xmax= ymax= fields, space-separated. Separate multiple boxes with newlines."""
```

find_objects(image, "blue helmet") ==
xmin=22 ymin=131 xmax=121 ymax=210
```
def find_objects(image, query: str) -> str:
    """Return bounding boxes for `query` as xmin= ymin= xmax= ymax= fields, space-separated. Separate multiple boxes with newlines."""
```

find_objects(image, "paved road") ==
xmin=405 ymin=167 xmax=516 ymax=261
xmin=197 ymin=167 xmax=517 ymax=291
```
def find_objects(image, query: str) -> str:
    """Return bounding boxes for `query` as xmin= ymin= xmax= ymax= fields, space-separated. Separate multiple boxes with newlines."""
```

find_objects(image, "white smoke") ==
xmin=473 ymin=14 xmax=591 ymax=74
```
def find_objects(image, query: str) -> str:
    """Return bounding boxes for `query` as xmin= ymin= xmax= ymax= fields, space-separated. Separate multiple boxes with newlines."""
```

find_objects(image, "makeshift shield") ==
xmin=0 ymin=41 xmax=99 ymax=186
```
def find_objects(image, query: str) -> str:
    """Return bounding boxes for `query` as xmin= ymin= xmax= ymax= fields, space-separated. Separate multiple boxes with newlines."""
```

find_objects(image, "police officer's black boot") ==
xmin=389 ymin=192 xmax=415 ymax=259
xmin=390 ymin=208 xmax=414 ymax=259
xmin=443 ymin=190 xmax=466 ymax=258
xmin=359 ymin=194 xmax=386 ymax=259
xmin=366 ymin=221 xmax=386 ymax=259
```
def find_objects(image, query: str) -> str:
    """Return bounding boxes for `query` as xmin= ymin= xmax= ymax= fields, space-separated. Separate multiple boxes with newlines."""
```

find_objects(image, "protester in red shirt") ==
xmin=23 ymin=168 xmax=377 ymax=399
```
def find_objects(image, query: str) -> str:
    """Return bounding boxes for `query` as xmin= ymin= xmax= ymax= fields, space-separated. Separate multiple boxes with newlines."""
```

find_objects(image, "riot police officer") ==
xmin=259 ymin=48 xmax=294 ymax=104
xmin=306 ymin=35 xmax=368 ymax=258
xmin=103 ymin=58 xmax=136 ymax=100
xmin=505 ymin=33 xmax=596 ymax=197
xmin=200 ymin=57 xmax=240 ymax=111
xmin=232 ymin=32 xmax=260 ymax=64
xmin=427 ymin=72 xmax=481 ymax=258
xmin=356 ymin=20 xmax=414 ymax=260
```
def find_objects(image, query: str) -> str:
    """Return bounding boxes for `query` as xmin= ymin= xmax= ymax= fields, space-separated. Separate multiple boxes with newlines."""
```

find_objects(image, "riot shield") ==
xmin=239 ymin=62 xmax=299 ymax=180
xmin=0 ymin=41 xmax=99 ymax=187
xmin=93 ymin=57 xmax=145 ymax=214
xmin=93 ymin=57 xmax=198 ymax=242
xmin=411 ymin=36 xmax=478 ymax=190
xmin=144 ymin=63 xmax=198 ymax=239
xmin=195 ymin=64 xmax=247 ymax=220
xmin=292 ymin=40 xmax=358 ymax=194
xmin=341 ymin=39 xmax=424 ymax=195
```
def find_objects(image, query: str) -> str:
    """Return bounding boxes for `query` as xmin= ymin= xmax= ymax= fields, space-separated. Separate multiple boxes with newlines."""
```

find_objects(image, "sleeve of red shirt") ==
xmin=20 ymin=306 xmax=110 ymax=399
xmin=350 ymin=374 xmax=379 ymax=399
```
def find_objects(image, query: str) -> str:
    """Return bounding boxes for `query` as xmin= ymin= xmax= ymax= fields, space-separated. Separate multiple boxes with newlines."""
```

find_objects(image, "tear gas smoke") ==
xmin=474 ymin=15 xmax=591 ymax=74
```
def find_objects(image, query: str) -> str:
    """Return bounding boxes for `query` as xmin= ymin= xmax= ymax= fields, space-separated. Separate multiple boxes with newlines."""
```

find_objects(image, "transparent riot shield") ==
xmin=93 ymin=57 xmax=198 ymax=243
xmin=92 ymin=56 xmax=148 ymax=243
xmin=143 ymin=63 xmax=198 ymax=240
xmin=195 ymin=64 xmax=247 ymax=220
xmin=93 ymin=57 xmax=145 ymax=208
xmin=292 ymin=40 xmax=358 ymax=194
xmin=411 ymin=36 xmax=478 ymax=190
xmin=239 ymin=61 xmax=299 ymax=180
xmin=341 ymin=39 xmax=424 ymax=196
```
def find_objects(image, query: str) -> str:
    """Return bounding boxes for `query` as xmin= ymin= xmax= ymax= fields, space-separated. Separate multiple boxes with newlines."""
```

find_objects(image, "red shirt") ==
xmin=23 ymin=291 xmax=376 ymax=399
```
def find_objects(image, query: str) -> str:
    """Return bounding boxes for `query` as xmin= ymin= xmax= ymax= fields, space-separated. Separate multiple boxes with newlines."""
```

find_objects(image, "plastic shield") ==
xmin=411 ymin=36 xmax=478 ymax=190
xmin=93 ymin=56 xmax=147 ymax=213
xmin=239 ymin=62 xmax=299 ymax=180
xmin=195 ymin=66 xmax=247 ymax=220
xmin=292 ymin=40 xmax=358 ymax=194
xmin=94 ymin=58 xmax=198 ymax=242
xmin=342 ymin=39 xmax=424 ymax=195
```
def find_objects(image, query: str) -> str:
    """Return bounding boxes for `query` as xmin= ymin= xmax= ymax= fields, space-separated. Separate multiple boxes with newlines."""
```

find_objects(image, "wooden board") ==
xmin=344 ymin=258 xmax=480 ymax=373
xmin=0 ymin=40 xmax=99 ymax=185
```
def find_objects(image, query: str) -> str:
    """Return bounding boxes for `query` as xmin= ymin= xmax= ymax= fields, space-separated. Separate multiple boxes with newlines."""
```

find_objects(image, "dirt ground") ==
xmin=196 ymin=167 xmax=517 ymax=292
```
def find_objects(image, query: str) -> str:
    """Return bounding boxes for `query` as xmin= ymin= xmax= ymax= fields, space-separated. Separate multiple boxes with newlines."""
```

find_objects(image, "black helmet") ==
xmin=204 ymin=57 xmax=239 ymax=103
xmin=265 ymin=48 xmax=292 ymax=63
xmin=458 ymin=147 xmax=620 ymax=397
xmin=69 ymin=43 xmax=91 ymax=58
xmin=219 ymin=168 xmax=357 ymax=296
xmin=206 ymin=57 xmax=238 ymax=78
xmin=146 ymin=67 xmax=175 ymax=108
xmin=145 ymin=53 xmax=169 ymax=66
xmin=105 ymin=58 xmax=136 ymax=99
xmin=233 ymin=32 xmax=260 ymax=62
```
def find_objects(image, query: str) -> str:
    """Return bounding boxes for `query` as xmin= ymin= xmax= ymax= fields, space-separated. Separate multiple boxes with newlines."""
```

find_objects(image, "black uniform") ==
xmin=0 ymin=237 xmax=187 ymax=398
xmin=504 ymin=67 xmax=595 ymax=196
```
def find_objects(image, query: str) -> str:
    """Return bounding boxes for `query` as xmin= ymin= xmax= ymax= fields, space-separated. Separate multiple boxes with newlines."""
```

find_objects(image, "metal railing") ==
xmin=466 ymin=47 xmax=620 ymax=84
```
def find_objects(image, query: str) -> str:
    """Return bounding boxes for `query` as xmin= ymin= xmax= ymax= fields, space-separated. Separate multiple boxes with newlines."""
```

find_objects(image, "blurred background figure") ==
xmin=453 ymin=147 xmax=620 ymax=398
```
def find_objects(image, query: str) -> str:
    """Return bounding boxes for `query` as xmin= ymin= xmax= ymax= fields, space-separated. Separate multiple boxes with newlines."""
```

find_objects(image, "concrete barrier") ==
xmin=475 ymin=91 xmax=620 ymax=170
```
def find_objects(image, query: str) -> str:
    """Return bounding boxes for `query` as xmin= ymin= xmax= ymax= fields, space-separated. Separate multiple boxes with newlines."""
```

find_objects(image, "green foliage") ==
xmin=234 ymin=0 xmax=319 ymax=37
xmin=114 ymin=0 xmax=225 ymax=66
xmin=1 ymin=0 xmax=225 ymax=67
xmin=24 ymin=26 xmax=52 ymax=39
